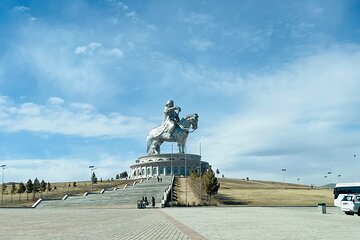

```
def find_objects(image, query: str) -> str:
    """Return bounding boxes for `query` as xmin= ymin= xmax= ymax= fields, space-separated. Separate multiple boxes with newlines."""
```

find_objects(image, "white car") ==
xmin=340 ymin=195 xmax=360 ymax=216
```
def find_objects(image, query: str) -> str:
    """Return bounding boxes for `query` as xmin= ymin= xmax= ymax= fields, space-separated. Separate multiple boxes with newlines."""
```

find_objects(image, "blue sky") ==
xmin=1 ymin=0 xmax=360 ymax=185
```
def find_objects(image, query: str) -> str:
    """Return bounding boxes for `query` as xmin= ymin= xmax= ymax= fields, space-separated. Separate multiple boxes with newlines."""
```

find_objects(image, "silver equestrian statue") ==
xmin=146 ymin=100 xmax=199 ymax=155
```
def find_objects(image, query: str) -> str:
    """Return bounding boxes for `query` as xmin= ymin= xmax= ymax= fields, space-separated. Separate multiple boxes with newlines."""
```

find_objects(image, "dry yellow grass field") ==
xmin=183 ymin=177 xmax=334 ymax=207
xmin=215 ymin=178 xmax=334 ymax=206
xmin=1 ymin=177 xmax=334 ymax=208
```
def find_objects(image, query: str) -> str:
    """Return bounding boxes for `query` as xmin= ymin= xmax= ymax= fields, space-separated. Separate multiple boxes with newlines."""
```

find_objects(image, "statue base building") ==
xmin=130 ymin=153 xmax=209 ymax=178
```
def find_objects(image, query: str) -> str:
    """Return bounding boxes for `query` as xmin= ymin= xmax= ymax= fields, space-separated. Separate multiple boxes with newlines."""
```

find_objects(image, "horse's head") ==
xmin=190 ymin=113 xmax=198 ymax=130
xmin=182 ymin=113 xmax=198 ymax=132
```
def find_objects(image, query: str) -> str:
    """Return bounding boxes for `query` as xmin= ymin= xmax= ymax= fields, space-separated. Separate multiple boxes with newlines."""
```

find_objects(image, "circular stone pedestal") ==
xmin=130 ymin=153 xmax=209 ymax=178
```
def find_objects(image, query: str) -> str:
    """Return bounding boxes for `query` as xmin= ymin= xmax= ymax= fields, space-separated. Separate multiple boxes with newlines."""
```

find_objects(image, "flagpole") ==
xmin=185 ymin=146 xmax=187 ymax=206
xmin=171 ymin=143 xmax=173 ymax=205
xmin=199 ymin=142 xmax=202 ymax=204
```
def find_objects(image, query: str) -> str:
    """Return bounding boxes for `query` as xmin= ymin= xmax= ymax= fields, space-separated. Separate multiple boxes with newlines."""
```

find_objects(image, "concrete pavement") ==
xmin=0 ymin=207 xmax=359 ymax=239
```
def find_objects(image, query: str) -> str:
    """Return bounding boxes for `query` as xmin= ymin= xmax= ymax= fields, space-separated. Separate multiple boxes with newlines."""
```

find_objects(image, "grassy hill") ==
xmin=180 ymin=177 xmax=334 ymax=207
xmin=215 ymin=178 xmax=334 ymax=206
xmin=1 ymin=177 xmax=335 ymax=208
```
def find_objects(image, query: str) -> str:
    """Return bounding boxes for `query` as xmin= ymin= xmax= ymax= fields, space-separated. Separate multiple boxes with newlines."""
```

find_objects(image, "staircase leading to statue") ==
xmin=37 ymin=176 xmax=173 ymax=209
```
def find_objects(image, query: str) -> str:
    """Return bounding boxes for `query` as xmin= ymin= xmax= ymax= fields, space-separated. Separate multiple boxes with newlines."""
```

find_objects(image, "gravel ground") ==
xmin=163 ymin=207 xmax=360 ymax=240
xmin=0 ymin=207 xmax=358 ymax=239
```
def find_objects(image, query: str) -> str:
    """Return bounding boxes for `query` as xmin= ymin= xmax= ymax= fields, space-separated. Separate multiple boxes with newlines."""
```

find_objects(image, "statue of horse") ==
xmin=146 ymin=113 xmax=199 ymax=155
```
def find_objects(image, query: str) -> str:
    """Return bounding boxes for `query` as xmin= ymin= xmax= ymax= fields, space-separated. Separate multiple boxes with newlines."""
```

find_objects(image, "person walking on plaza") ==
xmin=151 ymin=196 xmax=155 ymax=208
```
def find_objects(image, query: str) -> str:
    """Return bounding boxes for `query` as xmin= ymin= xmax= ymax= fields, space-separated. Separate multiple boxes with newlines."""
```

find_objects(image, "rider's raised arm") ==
xmin=164 ymin=106 xmax=179 ymax=114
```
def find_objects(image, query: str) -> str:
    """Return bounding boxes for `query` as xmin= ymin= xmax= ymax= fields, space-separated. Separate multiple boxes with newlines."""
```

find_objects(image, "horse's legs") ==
xmin=155 ymin=144 xmax=160 ymax=154
xmin=177 ymin=142 xmax=183 ymax=154
xmin=147 ymin=138 xmax=158 ymax=155
xmin=146 ymin=138 xmax=152 ymax=154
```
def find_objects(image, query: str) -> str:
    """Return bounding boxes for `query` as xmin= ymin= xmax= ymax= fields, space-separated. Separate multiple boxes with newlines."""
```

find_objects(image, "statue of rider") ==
xmin=163 ymin=100 xmax=181 ymax=138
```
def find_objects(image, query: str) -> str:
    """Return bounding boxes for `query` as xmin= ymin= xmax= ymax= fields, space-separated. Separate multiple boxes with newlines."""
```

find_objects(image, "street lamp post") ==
xmin=281 ymin=169 xmax=286 ymax=188
xmin=327 ymin=171 xmax=332 ymax=188
xmin=1 ymin=164 xmax=6 ymax=205
xmin=324 ymin=175 xmax=328 ymax=187
xmin=89 ymin=165 xmax=95 ymax=190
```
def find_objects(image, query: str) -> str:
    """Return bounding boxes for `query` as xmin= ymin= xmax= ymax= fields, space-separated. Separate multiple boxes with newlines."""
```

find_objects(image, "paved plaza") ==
xmin=0 ymin=207 xmax=359 ymax=239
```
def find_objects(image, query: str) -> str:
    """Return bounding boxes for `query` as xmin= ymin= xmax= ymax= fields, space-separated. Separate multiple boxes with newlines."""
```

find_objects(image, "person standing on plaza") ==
xmin=151 ymin=196 xmax=155 ymax=208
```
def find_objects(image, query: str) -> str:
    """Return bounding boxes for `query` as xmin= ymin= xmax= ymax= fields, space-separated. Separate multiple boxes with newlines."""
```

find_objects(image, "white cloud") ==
xmin=127 ymin=41 xmax=135 ymax=50
xmin=12 ymin=6 xmax=31 ymax=12
xmin=106 ymin=0 xmax=129 ymax=10
xmin=74 ymin=43 xmax=124 ymax=58
xmin=179 ymin=12 xmax=213 ymax=25
xmin=48 ymin=97 xmax=65 ymax=105
xmin=186 ymin=39 xmax=214 ymax=51
xmin=17 ymin=102 xmax=41 ymax=115
xmin=104 ymin=48 xmax=124 ymax=58
xmin=74 ymin=42 xmax=102 ymax=55
xmin=11 ymin=33 xmax=112 ymax=97
xmin=70 ymin=102 xmax=95 ymax=112
xmin=106 ymin=17 xmax=119 ymax=25
xmin=197 ymin=46 xmax=360 ymax=184
xmin=1 ymin=154 xmax=133 ymax=182
xmin=146 ymin=24 xmax=157 ymax=31
xmin=125 ymin=11 xmax=136 ymax=18
xmin=222 ymin=27 xmax=273 ymax=52
xmin=2 ymin=158 xmax=89 ymax=182
xmin=118 ymin=1 xmax=129 ymax=10
xmin=0 ymin=96 xmax=152 ymax=138
xmin=0 ymin=95 xmax=8 ymax=104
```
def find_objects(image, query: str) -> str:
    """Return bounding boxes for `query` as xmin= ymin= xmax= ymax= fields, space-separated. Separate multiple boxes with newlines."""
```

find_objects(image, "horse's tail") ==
xmin=146 ymin=136 xmax=151 ymax=154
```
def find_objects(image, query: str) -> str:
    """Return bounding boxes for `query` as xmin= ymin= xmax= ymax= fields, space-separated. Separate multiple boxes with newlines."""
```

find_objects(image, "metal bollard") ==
xmin=318 ymin=203 xmax=326 ymax=214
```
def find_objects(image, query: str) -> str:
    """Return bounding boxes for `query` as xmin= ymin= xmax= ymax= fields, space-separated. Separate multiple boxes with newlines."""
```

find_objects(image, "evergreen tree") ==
xmin=91 ymin=172 xmax=98 ymax=184
xmin=32 ymin=178 xmax=40 ymax=201
xmin=190 ymin=169 xmax=199 ymax=180
xmin=46 ymin=182 xmax=52 ymax=198
xmin=2 ymin=183 xmax=7 ymax=204
xmin=46 ymin=182 xmax=52 ymax=192
xmin=40 ymin=180 xmax=47 ymax=192
xmin=25 ymin=179 xmax=33 ymax=193
xmin=17 ymin=182 xmax=26 ymax=203
xmin=115 ymin=174 xmax=120 ymax=180
xmin=73 ymin=182 xmax=77 ymax=188
xmin=25 ymin=179 xmax=33 ymax=201
xmin=10 ymin=183 xmax=16 ymax=203
xmin=216 ymin=168 xmax=220 ymax=177
xmin=120 ymin=171 xmax=128 ymax=179
xmin=202 ymin=168 xmax=220 ymax=204
xmin=33 ymin=178 xmax=40 ymax=193
xmin=2 ymin=183 xmax=7 ymax=192
xmin=10 ymin=183 xmax=16 ymax=194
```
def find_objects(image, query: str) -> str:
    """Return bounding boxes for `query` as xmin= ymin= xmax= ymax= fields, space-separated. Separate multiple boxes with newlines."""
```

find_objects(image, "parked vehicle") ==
xmin=340 ymin=194 xmax=360 ymax=216
xmin=334 ymin=183 xmax=360 ymax=207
